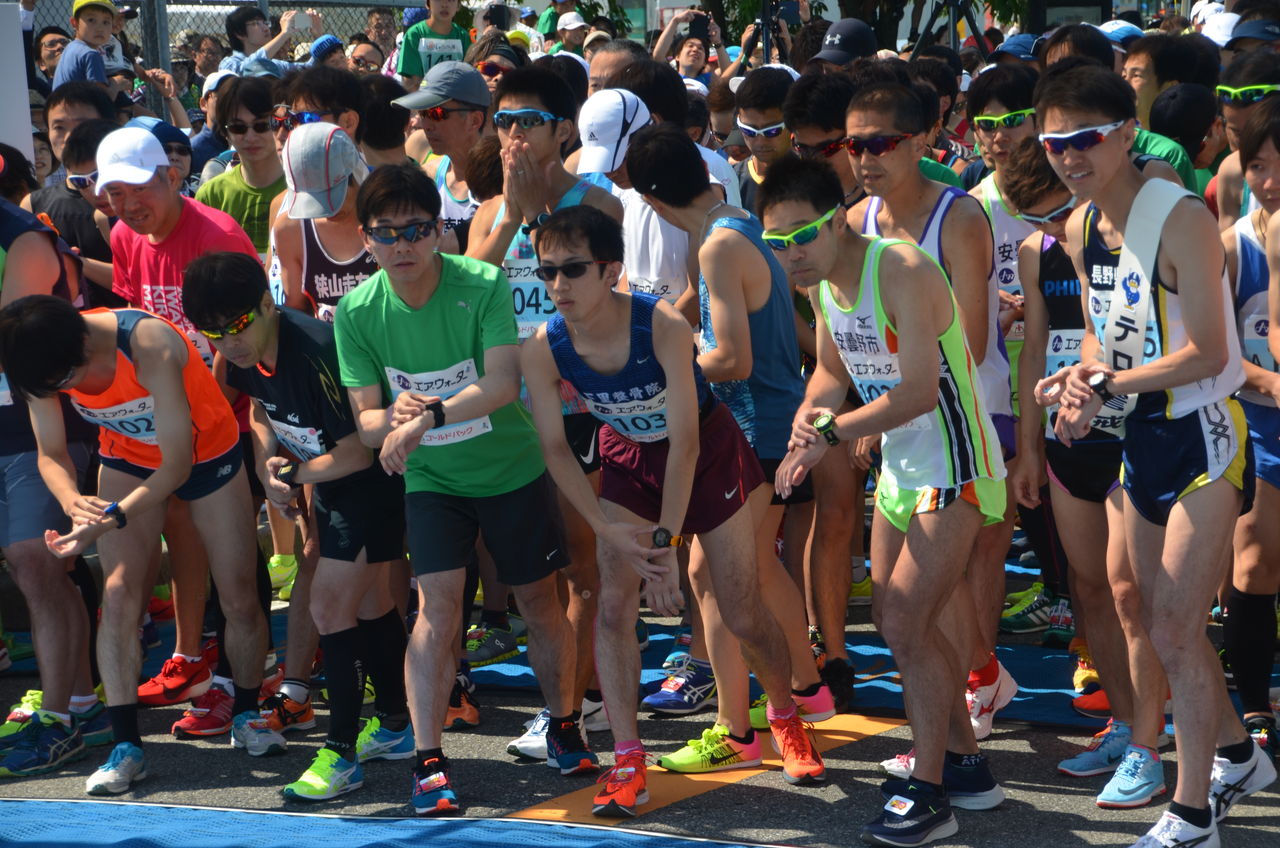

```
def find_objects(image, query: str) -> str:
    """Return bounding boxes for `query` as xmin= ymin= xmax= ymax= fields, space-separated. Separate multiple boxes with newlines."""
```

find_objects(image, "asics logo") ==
xmin=1211 ymin=766 xmax=1256 ymax=816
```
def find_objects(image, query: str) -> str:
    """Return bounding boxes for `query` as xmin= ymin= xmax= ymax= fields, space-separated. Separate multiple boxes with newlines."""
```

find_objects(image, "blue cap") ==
xmin=311 ymin=33 xmax=343 ymax=62
xmin=125 ymin=116 xmax=191 ymax=151
xmin=519 ymin=6 xmax=535 ymax=17
xmin=403 ymin=7 xmax=428 ymax=27
xmin=992 ymin=33 xmax=1038 ymax=61
xmin=1097 ymin=20 xmax=1144 ymax=45
xmin=1227 ymin=19 xmax=1280 ymax=49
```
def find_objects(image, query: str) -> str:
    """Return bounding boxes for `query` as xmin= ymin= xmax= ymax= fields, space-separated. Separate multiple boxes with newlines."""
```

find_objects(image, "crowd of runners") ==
xmin=0 ymin=0 xmax=1278 ymax=845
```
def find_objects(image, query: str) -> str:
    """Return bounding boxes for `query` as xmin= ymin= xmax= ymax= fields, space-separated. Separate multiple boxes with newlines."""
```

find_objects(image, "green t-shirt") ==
xmin=1134 ymin=129 xmax=1198 ymax=195
xmin=193 ymin=165 xmax=285 ymax=255
xmin=398 ymin=21 xmax=472 ymax=79
xmin=549 ymin=41 xmax=583 ymax=56
xmin=334 ymin=255 xmax=544 ymax=497
xmin=918 ymin=157 xmax=963 ymax=188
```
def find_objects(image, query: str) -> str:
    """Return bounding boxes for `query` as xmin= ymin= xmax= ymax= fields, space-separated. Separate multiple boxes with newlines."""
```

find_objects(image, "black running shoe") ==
xmin=820 ymin=658 xmax=857 ymax=714
xmin=862 ymin=780 xmax=958 ymax=846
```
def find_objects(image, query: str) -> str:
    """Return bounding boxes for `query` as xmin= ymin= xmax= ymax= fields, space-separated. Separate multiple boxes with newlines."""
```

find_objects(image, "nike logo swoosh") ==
xmin=723 ymin=486 xmax=739 ymax=499
xmin=546 ymin=549 xmax=559 ymax=561
xmin=637 ymin=356 xmax=650 ymax=364
xmin=707 ymin=751 xmax=739 ymax=765
xmin=577 ymin=438 xmax=597 ymax=466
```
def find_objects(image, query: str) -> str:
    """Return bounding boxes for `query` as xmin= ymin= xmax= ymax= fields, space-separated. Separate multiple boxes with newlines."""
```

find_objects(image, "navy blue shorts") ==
xmin=1241 ymin=398 xmax=1280 ymax=491
xmin=100 ymin=444 xmax=243 ymax=502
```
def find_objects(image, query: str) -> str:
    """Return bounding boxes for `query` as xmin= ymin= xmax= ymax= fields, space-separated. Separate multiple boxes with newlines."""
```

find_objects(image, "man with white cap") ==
xmin=551 ymin=12 xmax=589 ymax=56
xmin=537 ymin=0 xmax=579 ymax=40
xmin=191 ymin=70 xmax=236 ymax=176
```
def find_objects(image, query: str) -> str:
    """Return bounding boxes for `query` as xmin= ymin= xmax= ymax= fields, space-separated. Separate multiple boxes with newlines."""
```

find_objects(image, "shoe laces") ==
xmin=157 ymin=657 xmax=185 ymax=678
xmin=415 ymin=757 xmax=451 ymax=790
xmin=772 ymin=713 xmax=818 ymax=762
xmin=686 ymin=724 xmax=731 ymax=753
xmin=1115 ymin=749 xmax=1148 ymax=782
xmin=894 ymin=748 xmax=916 ymax=767
xmin=598 ymin=750 xmax=650 ymax=787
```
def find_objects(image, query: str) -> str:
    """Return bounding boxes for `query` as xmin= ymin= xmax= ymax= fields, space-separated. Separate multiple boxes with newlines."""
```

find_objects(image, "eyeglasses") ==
xmin=66 ymin=170 xmax=97 ymax=190
xmin=763 ymin=207 xmax=838 ymax=251
xmin=53 ymin=364 xmax=78 ymax=390
xmin=421 ymin=105 xmax=478 ymax=122
xmin=1216 ymin=84 xmax=1280 ymax=105
xmin=163 ymin=143 xmax=191 ymax=156
xmin=1018 ymin=196 xmax=1077 ymax=225
xmin=792 ymin=136 xmax=846 ymax=159
xmin=225 ymin=119 xmax=272 ymax=136
xmin=269 ymin=107 xmax=338 ymax=132
xmin=493 ymin=109 xmax=559 ymax=130
xmin=363 ymin=219 xmax=438 ymax=245
xmin=735 ymin=118 xmax=786 ymax=139
xmin=973 ymin=108 xmax=1035 ymax=132
xmin=475 ymin=61 xmax=506 ymax=78
xmin=532 ymin=260 xmax=610 ymax=282
xmin=1039 ymin=121 xmax=1125 ymax=155
xmin=845 ymin=134 xmax=913 ymax=157
xmin=198 ymin=307 xmax=257 ymax=340
xmin=41 ymin=37 xmax=70 ymax=49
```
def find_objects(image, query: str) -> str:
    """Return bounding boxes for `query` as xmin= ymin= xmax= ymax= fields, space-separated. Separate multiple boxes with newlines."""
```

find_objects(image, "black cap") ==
xmin=811 ymin=18 xmax=878 ymax=66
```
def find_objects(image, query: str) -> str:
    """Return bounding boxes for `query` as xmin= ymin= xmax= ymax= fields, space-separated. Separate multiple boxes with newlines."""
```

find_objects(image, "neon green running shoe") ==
xmin=1002 ymin=581 xmax=1044 ymax=613
xmin=268 ymin=554 xmax=297 ymax=592
xmin=282 ymin=747 xmax=364 ymax=801
xmin=0 ymin=691 xmax=42 ymax=747
xmin=848 ymin=575 xmax=873 ymax=607
xmin=658 ymin=724 xmax=762 ymax=774
xmin=1000 ymin=591 xmax=1055 ymax=634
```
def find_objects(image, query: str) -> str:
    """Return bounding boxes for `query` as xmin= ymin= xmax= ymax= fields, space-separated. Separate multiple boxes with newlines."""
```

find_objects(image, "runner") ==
xmin=1213 ymin=49 xmax=1280 ymax=230
xmin=762 ymin=155 xmax=1006 ymax=845
xmin=1033 ymin=60 xmax=1275 ymax=845
xmin=182 ymin=251 xmax=410 ymax=800
xmin=397 ymin=0 xmax=471 ymax=93
xmin=335 ymin=163 xmax=589 ymax=816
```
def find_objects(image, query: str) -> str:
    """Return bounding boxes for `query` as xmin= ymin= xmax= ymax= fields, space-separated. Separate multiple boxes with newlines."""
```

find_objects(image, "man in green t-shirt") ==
xmin=397 ymin=0 xmax=472 ymax=93
xmin=549 ymin=11 xmax=588 ymax=56
xmin=536 ymin=0 xmax=579 ymax=39
xmin=334 ymin=164 xmax=594 ymax=817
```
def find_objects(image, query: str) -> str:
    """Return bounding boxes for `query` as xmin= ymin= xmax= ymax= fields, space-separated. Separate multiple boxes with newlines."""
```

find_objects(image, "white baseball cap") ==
xmin=1203 ymin=12 xmax=1242 ymax=48
xmin=281 ymin=123 xmax=365 ymax=219
xmin=558 ymin=11 xmax=587 ymax=30
xmin=201 ymin=69 xmax=237 ymax=98
xmin=576 ymin=89 xmax=651 ymax=175
xmin=95 ymin=127 xmax=171 ymax=194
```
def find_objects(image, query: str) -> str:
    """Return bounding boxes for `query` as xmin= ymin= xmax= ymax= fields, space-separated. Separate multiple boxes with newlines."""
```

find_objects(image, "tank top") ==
xmin=862 ymin=186 xmax=1013 ymax=418
xmin=1082 ymin=203 xmax=1244 ymax=420
xmin=697 ymin=214 xmax=805 ymax=459
xmin=64 ymin=309 xmax=239 ymax=469
xmin=434 ymin=155 xmax=480 ymax=233
xmin=547 ymin=293 xmax=713 ymax=442
xmin=1233 ymin=211 xmax=1275 ymax=406
xmin=819 ymin=237 xmax=1004 ymax=489
xmin=299 ymin=218 xmax=379 ymax=322
xmin=977 ymin=173 xmax=1036 ymax=346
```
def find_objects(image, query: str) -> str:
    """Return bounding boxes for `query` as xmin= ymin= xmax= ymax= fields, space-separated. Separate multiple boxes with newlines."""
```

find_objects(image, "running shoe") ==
xmin=849 ymin=574 xmax=873 ymax=606
xmin=412 ymin=756 xmax=460 ymax=816
xmin=1071 ymin=640 xmax=1101 ymax=693
xmin=139 ymin=617 xmax=161 ymax=652
xmin=509 ymin=613 xmax=528 ymax=644
xmin=259 ymin=663 xmax=284 ymax=701
xmin=769 ymin=712 xmax=825 ymax=785
xmin=861 ymin=780 xmax=957 ymax=846
xmin=592 ymin=750 xmax=649 ymax=818
xmin=545 ymin=715 xmax=598 ymax=775
xmin=279 ymin=580 xmax=294 ymax=602
xmin=966 ymin=662 xmax=1017 ymax=740
xmin=282 ymin=747 xmax=364 ymax=801
xmin=231 ymin=710 xmax=287 ymax=756
xmin=356 ymin=715 xmax=414 ymax=762
xmin=137 ymin=656 xmax=212 ymax=706
xmin=73 ymin=702 xmax=113 ymax=748
xmin=463 ymin=623 xmax=520 ymax=667
xmin=0 ymin=690 xmax=42 ymax=748
xmin=268 ymin=553 xmax=297 ymax=591
xmin=1059 ymin=719 xmax=1132 ymax=777
xmin=1096 ymin=746 xmax=1165 ymax=808
xmin=172 ymin=686 xmax=234 ymax=737
xmin=1245 ymin=714 xmax=1278 ymax=766
xmin=508 ymin=708 xmax=550 ymax=759
xmin=1072 ymin=688 xmax=1112 ymax=719
xmin=821 ymin=657 xmax=858 ymax=714
xmin=443 ymin=681 xmax=480 ymax=730
xmin=999 ymin=591 xmax=1054 ymax=633
xmin=642 ymin=658 xmax=717 ymax=716
xmin=2 ymin=631 xmax=33 ymax=663
xmin=1002 ymin=581 xmax=1043 ymax=611
xmin=880 ymin=748 xmax=915 ymax=779
xmin=259 ymin=693 xmax=316 ymax=733
xmin=748 ymin=686 xmax=837 ymax=731
xmin=1042 ymin=598 xmax=1075 ymax=648
xmin=663 ymin=629 xmax=693 ymax=670
xmin=1130 ymin=810 xmax=1219 ymax=848
xmin=941 ymin=753 xmax=1004 ymax=810
xmin=635 ymin=618 xmax=649 ymax=651
xmin=581 ymin=696 xmax=610 ymax=733
xmin=85 ymin=741 xmax=148 ymax=796
xmin=0 ymin=713 xmax=85 ymax=777
xmin=1209 ymin=734 xmax=1277 ymax=822
xmin=659 ymin=724 xmax=762 ymax=774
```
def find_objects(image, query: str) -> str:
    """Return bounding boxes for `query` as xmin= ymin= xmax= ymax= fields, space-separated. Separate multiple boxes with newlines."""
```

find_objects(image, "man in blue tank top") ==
xmin=521 ymin=205 xmax=825 ymax=817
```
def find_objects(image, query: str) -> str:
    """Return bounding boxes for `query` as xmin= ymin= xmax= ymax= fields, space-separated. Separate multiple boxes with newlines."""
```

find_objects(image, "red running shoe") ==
xmin=137 ymin=657 xmax=212 ymax=706
xmin=172 ymin=687 xmax=233 ymax=737
xmin=592 ymin=750 xmax=649 ymax=817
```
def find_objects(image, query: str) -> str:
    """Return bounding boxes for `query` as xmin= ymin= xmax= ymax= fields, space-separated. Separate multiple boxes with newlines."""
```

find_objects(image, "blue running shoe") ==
xmin=86 ymin=741 xmax=148 ymax=795
xmin=412 ymin=757 xmax=460 ymax=816
xmin=356 ymin=715 xmax=414 ymax=762
xmin=545 ymin=715 xmax=599 ymax=776
xmin=641 ymin=658 xmax=716 ymax=716
xmin=663 ymin=629 xmax=693 ymax=670
xmin=862 ymin=780 xmax=958 ymax=846
xmin=1096 ymin=745 xmax=1165 ymax=809
xmin=0 ymin=713 xmax=85 ymax=777
xmin=941 ymin=752 xmax=1004 ymax=810
xmin=73 ymin=702 xmax=114 ymax=748
xmin=1059 ymin=718 xmax=1131 ymax=777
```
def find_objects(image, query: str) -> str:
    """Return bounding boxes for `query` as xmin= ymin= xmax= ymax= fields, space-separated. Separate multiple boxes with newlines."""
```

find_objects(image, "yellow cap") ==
xmin=72 ymin=0 xmax=120 ymax=17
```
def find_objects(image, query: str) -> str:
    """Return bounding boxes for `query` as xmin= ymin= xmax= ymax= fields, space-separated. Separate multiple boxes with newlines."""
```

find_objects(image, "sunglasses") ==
xmin=1039 ymin=120 xmax=1125 ymax=155
xmin=164 ymin=143 xmax=192 ymax=156
xmin=711 ymin=129 xmax=730 ymax=142
xmin=421 ymin=105 xmax=477 ymax=122
xmin=792 ymin=136 xmax=846 ymax=159
xmin=1216 ymin=84 xmax=1280 ymax=105
xmin=363 ymin=219 xmax=438 ymax=245
xmin=973 ymin=108 xmax=1035 ymax=132
xmin=225 ymin=119 xmax=271 ymax=136
xmin=845 ymin=133 xmax=913 ymax=157
xmin=532 ymin=260 xmax=610 ymax=282
xmin=351 ymin=57 xmax=382 ymax=72
xmin=475 ymin=61 xmax=506 ymax=78
xmin=763 ymin=207 xmax=838 ymax=251
xmin=736 ymin=118 xmax=786 ymax=139
xmin=66 ymin=170 xmax=97 ymax=190
xmin=53 ymin=364 xmax=78 ymax=390
xmin=269 ymin=107 xmax=337 ymax=132
xmin=198 ymin=307 xmax=257 ymax=340
xmin=493 ymin=109 xmax=558 ymax=130
xmin=1018 ymin=196 xmax=1077 ymax=225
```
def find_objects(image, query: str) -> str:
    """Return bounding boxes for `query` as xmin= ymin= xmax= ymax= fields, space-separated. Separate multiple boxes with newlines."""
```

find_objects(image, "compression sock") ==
xmin=1222 ymin=587 xmax=1278 ymax=715
xmin=319 ymin=627 xmax=362 ymax=754
xmin=359 ymin=608 xmax=409 ymax=718
xmin=107 ymin=704 xmax=142 ymax=746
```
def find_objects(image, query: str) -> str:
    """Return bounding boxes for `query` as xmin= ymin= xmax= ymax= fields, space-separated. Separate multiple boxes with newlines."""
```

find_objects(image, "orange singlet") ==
xmin=63 ymin=308 xmax=238 ymax=469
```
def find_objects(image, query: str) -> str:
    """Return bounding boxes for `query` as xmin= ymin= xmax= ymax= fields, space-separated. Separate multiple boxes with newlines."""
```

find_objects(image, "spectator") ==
xmin=398 ymin=0 xmax=471 ymax=92
xmin=364 ymin=6 xmax=397 ymax=60
xmin=805 ymin=18 xmax=877 ymax=73
xmin=789 ymin=18 xmax=833 ymax=71
xmin=359 ymin=74 xmax=411 ymax=168
xmin=652 ymin=10 xmax=726 ymax=85
xmin=31 ymin=132 xmax=56 ymax=186
xmin=52 ymin=0 xmax=115 ymax=90
xmin=169 ymin=50 xmax=201 ymax=111
xmin=221 ymin=6 xmax=321 ymax=75
xmin=467 ymin=35 xmax=524 ymax=95
xmin=311 ymin=34 xmax=347 ymax=69
xmin=1150 ymin=82 xmax=1226 ymax=193
xmin=30 ymin=90 xmax=48 ymax=133
xmin=1122 ymin=34 xmax=1198 ymax=125
xmin=0 ymin=145 xmax=39 ymax=205
xmin=193 ymin=35 xmax=227 ymax=78
xmin=43 ymin=81 xmax=115 ymax=188
xmin=34 ymin=26 xmax=71 ymax=88
xmin=191 ymin=70 xmax=236 ymax=176
xmin=550 ymin=12 xmax=589 ymax=56
xmin=537 ymin=0 xmax=579 ymax=39
xmin=583 ymin=30 xmax=610 ymax=63
xmin=348 ymin=39 xmax=386 ymax=75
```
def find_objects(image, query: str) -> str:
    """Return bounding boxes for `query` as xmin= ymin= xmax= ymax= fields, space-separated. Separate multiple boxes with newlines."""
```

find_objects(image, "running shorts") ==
xmin=1240 ymin=398 xmax=1280 ymax=491
xmin=1045 ymin=438 xmax=1122 ymax=504
xmin=599 ymin=401 xmax=764 ymax=536
xmin=1121 ymin=398 xmax=1254 ymax=526
xmin=313 ymin=472 xmax=406 ymax=563
xmin=992 ymin=413 xmax=1017 ymax=461
xmin=239 ymin=431 xmax=265 ymax=501
xmin=100 ymin=443 xmax=243 ymax=502
xmin=0 ymin=443 xmax=91 ymax=547
xmin=759 ymin=454 xmax=814 ymax=506
xmin=875 ymin=473 xmax=1006 ymax=533
xmin=563 ymin=411 xmax=603 ymax=474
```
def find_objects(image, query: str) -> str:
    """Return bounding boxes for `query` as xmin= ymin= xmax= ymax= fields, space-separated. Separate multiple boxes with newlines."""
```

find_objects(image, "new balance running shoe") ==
xmin=748 ymin=686 xmax=837 ymax=731
xmin=545 ymin=715 xmax=598 ymax=775
xmin=659 ymin=724 xmax=762 ymax=773
xmin=592 ymin=750 xmax=648 ymax=818
xmin=356 ymin=715 xmax=414 ymax=762
xmin=260 ymin=693 xmax=316 ymax=733
xmin=231 ymin=711 xmax=287 ymax=756
xmin=443 ymin=681 xmax=480 ymax=730
xmin=137 ymin=656 xmax=212 ymax=706
xmin=1097 ymin=746 xmax=1165 ymax=808
xmin=282 ymin=747 xmax=363 ymax=801
xmin=861 ymin=780 xmax=957 ymax=846
xmin=642 ymin=658 xmax=716 ymax=715
xmin=966 ymin=662 xmax=1017 ymax=740
xmin=1209 ymin=735 xmax=1277 ymax=822
xmin=172 ymin=686 xmax=234 ymax=737
xmin=85 ymin=741 xmax=148 ymax=796
xmin=770 ymin=712 xmax=825 ymax=785
xmin=412 ymin=757 xmax=460 ymax=816
xmin=0 ymin=690 xmax=41 ymax=748
xmin=0 ymin=713 xmax=85 ymax=777
xmin=508 ymin=708 xmax=550 ymax=759
xmin=463 ymin=623 xmax=520 ymax=667
xmin=999 ymin=590 xmax=1054 ymax=633
xmin=1130 ymin=810 xmax=1219 ymax=848
xmin=1059 ymin=719 xmax=1132 ymax=777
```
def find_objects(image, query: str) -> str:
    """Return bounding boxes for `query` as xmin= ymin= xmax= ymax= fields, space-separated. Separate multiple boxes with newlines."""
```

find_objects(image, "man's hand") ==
xmin=262 ymin=455 xmax=300 ymax=500
xmin=1008 ymin=450 xmax=1044 ymax=509
xmin=65 ymin=495 xmax=110 ymax=526
xmin=597 ymin=521 xmax=668 ymax=580
xmin=45 ymin=521 xmax=110 ymax=559
xmin=643 ymin=554 xmax=684 ymax=618
xmin=502 ymin=141 xmax=552 ymax=224
xmin=787 ymin=406 xmax=832 ymax=452
xmin=775 ymin=441 xmax=827 ymax=499
xmin=851 ymin=433 xmax=881 ymax=471
xmin=380 ymin=416 xmax=430 ymax=474
xmin=306 ymin=8 xmax=325 ymax=37
xmin=1053 ymin=394 xmax=1103 ymax=447
xmin=390 ymin=392 xmax=439 ymax=428
xmin=740 ymin=23 xmax=758 ymax=50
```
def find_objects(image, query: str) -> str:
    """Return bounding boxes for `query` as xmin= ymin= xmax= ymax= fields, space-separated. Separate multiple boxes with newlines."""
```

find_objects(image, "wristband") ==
xmin=103 ymin=502 xmax=127 ymax=529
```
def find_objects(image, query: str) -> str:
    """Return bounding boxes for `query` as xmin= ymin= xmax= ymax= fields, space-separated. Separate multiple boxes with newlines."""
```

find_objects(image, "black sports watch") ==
xmin=276 ymin=462 xmax=299 ymax=486
xmin=652 ymin=527 xmax=685 ymax=549
xmin=1087 ymin=372 xmax=1117 ymax=403
xmin=103 ymin=502 xmax=127 ymax=529
xmin=813 ymin=412 xmax=840 ymax=446
xmin=425 ymin=400 xmax=446 ymax=430
xmin=521 ymin=212 xmax=551 ymax=236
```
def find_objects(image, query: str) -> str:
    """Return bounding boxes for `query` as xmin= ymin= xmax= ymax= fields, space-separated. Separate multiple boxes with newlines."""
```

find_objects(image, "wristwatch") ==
xmin=103 ymin=502 xmax=127 ymax=529
xmin=813 ymin=412 xmax=840 ymax=445
xmin=521 ymin=212 xmax=551 ymax=236
xmin=1087 ymin=372 xmax=1116 ymax=402
xmin=276 ymin=462 xmax=299 ymax=486
xmin=425 ymin=400 xmax=446 ymax=430
xmin=652 ymin=527 xmax=685 ymax=549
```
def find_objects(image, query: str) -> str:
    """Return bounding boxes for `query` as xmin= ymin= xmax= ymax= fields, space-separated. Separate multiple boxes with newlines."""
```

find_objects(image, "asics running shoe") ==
xmin=412 ymin=756 xmax=460 ymax=816
xmin=642 ymin=657 xmax=717 ymax=715
xmin=1130 ymin=810 xmax=1219 ymax=848
xmin=443 ymin=681 xmax=480 ymax=729
xmin=663 ymin=629 xmax=693 ymax=670
xmin=545 ymin=715 xmax=598 ymax=776
xmin=230 ymin=710 xmax=287 ymax=756
xmin=260 ymin=693 xmax=316 ymax=733
xmin=0 ymin=690 xmax=42 ymax=748
xmin=356 ymin=715 xmax=414 ymax=762
xmin=1209 ymin=736 xmax=1277 ymax=822
xmin=282 ymin=747 xmax=363 ymax=801
xmin=0 ymin=713 xmax=85 ymax=777
xmin=72 ymin=702 xmax=114 ymax=747
xmin=941 ymin=753 xmax=1004 ymax=810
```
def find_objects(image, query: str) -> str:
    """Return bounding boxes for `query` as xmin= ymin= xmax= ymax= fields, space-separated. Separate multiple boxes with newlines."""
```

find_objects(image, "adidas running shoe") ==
xmin=999 ymin=591 xmax=1054 ymax=633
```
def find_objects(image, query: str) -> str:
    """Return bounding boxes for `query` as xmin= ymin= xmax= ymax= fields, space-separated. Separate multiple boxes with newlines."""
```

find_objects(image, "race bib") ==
xmin=628 ymin=277 xmax=679 ymax=304
xmin=416 ymin=37 xmax=463 ymax=72
xmin=1240 ymin=298 xmax=1277 ymax=373
xmin=0 ymin=374 xmax=11 ymax=407
xmin=834 ymin=331 xmax=926 ymax=431
xmin=385 ymin=360 xmax=492 ymax=446
xmin=73 ymin=395 xmax=159 ymax=444
xmin=1045 ymin=329 xmax=1084 ymax=376
xmin=582 ymin=388 xmax=668 ymax=443
xmin=269 ymin=418 xmax=324 ymax=461
xmin=510 ymin=277 xmax=557 ymax=339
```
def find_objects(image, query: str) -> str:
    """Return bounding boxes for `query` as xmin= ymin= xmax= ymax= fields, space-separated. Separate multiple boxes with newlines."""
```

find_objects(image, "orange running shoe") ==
xmin=259 ymin=693 xmax=317 ymax=733
xmin=769 ymin=711 xmax=826 ymax=785
xmin=592 ymin=750 xmax=649 ymax=817
xmin=137 ymin=656 xmax=212 ymax=706
xmin=1072 ymin=688 xmax=1111 ymax=719
xmin=443 ymin=681 xmax=480 ymax=730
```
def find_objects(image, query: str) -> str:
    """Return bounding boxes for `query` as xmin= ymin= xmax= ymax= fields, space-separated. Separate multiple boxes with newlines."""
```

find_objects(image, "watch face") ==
xmin=653 ymin=528 xmax=672 ymax=548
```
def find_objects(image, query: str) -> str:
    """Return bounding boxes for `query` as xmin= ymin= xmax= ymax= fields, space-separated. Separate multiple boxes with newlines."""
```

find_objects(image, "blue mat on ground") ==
xmin=0 ymin=799 xmax=787 ymax=848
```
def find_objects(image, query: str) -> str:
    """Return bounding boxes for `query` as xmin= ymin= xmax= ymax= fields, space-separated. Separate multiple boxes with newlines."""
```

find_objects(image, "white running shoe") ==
xmin=581 ymin=696 xmax=610 ymax=733
xmin=230 ymin=711 xmax=286 ymax=756
xmin=507 ymin=707 xmax=550 ymax=759
xmin=1209 ymin=736 xmax=1277 ymax=822
xmin=1130 ymin=811 xmax=1219 ymax=848
xmin=85 ymin=741 xmax=148 ymax=795
xmin=966 ymin=662 xmax=1017 ymax=740
xmin=879 ymin=748 xmax=915 ymax=779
